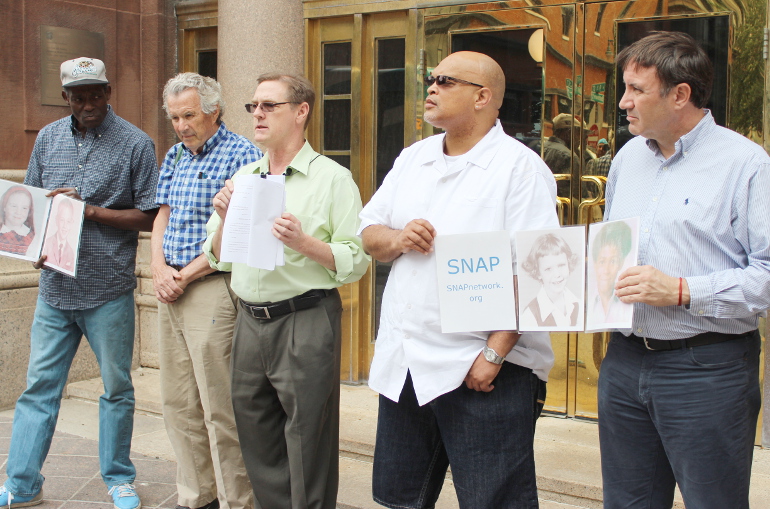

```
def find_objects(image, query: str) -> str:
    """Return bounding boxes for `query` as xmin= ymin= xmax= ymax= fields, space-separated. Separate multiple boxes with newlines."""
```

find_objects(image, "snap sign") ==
xmin=435 ymin=230 xmax=517 ymax=333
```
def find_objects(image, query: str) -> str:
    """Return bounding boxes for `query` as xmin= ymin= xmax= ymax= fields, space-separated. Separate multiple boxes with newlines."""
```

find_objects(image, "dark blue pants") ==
xmin=598 ymin=331 xmax=761 ymax=509
xmin=372 ymin=363 xmax=546 ymax=509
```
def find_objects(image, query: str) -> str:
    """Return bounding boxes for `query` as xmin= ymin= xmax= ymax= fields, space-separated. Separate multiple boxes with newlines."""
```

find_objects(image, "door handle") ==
xmin=578 ymin=175 xmax=607 ymax=224
xmin=553 ymin=173 xmax=571 ymax=225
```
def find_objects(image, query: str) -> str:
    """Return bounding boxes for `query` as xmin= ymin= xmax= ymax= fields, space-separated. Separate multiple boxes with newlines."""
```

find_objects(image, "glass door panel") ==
xmin=373 ymin=37 xmax=406 ymax=335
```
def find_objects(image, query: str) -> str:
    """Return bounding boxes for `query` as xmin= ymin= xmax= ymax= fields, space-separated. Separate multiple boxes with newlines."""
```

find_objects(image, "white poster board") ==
xmin=435 ymin=231 xmax=517 ymax=333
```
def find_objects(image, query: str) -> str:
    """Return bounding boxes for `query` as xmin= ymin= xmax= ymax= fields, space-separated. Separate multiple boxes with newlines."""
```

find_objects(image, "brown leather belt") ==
xmin=240 ymin=289 xmax=333 ymax=320
xmin=627 ymin=330 xmax=755 ymax=351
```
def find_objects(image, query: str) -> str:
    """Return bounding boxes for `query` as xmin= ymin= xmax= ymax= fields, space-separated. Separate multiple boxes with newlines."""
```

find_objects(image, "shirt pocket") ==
xmin=434 ymin=196 xmax=501 ymax=234
xmin=175 ymin=175 xmax=227 ymax=212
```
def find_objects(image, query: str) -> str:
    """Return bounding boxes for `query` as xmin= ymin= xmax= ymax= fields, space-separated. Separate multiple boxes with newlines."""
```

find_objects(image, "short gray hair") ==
xmin=163 ymin=73 xmax=225 ymax=121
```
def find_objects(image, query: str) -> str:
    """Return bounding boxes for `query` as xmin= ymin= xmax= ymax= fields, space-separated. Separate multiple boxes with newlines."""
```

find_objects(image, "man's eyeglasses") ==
xmin=244 ymin=102 xmax=299 ymax=114
xmin=423 ymin=75 xmax=484 ymax=88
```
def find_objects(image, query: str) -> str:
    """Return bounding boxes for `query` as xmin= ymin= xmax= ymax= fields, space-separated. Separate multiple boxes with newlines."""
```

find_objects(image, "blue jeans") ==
xmin=598 ymin=331 xmax=761 ymax=509
xmin=372 ymin=364 xmax=546 ymax=509
xmin=5 ymin=291 xmax=137 ymax=496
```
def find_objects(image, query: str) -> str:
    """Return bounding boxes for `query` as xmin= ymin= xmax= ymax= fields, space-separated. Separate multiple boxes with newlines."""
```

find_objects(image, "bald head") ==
xmin=441 ymin=51 xmax=506 ymax=109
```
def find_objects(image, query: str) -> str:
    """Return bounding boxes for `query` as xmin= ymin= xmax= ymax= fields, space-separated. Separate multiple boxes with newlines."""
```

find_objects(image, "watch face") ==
xmin=484 ymin=347 xmax=502 ymax=364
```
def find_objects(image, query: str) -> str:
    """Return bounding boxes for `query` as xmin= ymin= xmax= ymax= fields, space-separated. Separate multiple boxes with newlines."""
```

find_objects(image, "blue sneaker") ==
xmin=0 ymin=485 xmax=43 ymax=508
xmin=108 ymin=484 xmax=141 ymax=509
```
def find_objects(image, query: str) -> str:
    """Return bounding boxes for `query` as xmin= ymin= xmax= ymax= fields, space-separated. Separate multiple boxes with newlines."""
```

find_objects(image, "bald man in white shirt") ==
xmin=359 ymin=51 xmax=559 ymax=508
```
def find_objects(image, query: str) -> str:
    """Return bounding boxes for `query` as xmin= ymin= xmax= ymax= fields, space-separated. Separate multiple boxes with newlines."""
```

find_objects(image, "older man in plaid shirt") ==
xmin=150 ymin=73 xmax=261 ymax=509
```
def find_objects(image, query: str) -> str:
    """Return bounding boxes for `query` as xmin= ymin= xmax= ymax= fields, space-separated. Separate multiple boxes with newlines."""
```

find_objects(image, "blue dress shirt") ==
xmin=605 ymin=111 xmax=770 ymax=339
xmin=156 ymin=122 xmax=262 ymax=268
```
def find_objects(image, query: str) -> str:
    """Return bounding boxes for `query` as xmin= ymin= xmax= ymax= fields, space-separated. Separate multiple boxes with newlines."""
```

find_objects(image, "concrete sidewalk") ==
xmin=2 ymin=368 xmax=769 ymax=508
xmin=0 ymin=412 xmax=177 ymax=509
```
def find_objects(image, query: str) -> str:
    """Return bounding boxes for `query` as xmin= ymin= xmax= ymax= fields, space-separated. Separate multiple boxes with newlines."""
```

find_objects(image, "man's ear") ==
xmin=104 ymin=85 xmax=112 ymax=101
xmin=671 ymin=83 xmax=692 ymax=109
xmin=296 ymin=102 xmax=310 ymax=124
xmin=475 ymin=87 xmax=493 ymax=110
xmin=61 ymin=90 xmax=69 ymax=105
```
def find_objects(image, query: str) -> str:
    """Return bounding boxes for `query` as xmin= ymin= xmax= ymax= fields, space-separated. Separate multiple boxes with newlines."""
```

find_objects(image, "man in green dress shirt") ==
xmin=203 ymin=73 xmax=370 ymax=509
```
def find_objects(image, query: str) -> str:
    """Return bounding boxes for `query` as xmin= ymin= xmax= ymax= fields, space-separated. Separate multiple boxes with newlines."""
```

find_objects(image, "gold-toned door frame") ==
xmin=305 ymin=11 xmax=420 ymax=382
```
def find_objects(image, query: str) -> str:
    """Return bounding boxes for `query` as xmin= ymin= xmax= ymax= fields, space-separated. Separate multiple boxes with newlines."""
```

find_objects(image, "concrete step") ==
xmin=66 ymin=368 xmax=770 ymax=508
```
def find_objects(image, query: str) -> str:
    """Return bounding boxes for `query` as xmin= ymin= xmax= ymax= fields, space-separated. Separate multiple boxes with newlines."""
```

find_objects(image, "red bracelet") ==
xmin=678 ymin=277 xmax=683 ymax=306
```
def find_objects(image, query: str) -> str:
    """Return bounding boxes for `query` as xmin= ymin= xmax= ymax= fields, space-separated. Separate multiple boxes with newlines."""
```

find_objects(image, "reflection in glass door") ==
xmin=423 ymin=5 xmax=578 ymax=415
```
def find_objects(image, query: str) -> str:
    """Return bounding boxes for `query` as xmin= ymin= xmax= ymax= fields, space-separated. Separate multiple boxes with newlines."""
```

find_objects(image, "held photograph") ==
xmin=0 ymin=181 xmax=51 ymax=261
xmin=41 ymin=194 xmax=85 ymax=277
xmin=585 ymin=217 xmax=640 ymax=331
xmin=516 ymin=225 xmax=586 ymax=332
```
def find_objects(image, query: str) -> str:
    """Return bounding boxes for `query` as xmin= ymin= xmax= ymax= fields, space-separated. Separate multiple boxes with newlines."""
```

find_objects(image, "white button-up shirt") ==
xmin=359 ymin=121 xmax=559 ymax=405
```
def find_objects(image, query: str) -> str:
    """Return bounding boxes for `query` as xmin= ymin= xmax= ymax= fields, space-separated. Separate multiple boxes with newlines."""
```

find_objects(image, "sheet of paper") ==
xmin=220 ymin=174 xmax=286 ymax=270
xmin=435 ymin=231 xmax=517 ymax=333
xmin=220 ymin=174 xmax=257 ymax=265
xmin=247 ymin=176 xmax=285 ymax=270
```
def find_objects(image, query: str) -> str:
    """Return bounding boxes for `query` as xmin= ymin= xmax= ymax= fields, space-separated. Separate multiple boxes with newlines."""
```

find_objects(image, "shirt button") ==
xmin=78 ymin=164 xmax=83 ymax=168
xmin=78 ymin=143 xmax=82 ymax=147
xmin=698 ymin=310 xmax=704 ymax=315
xmin=652 ymin=197 xmax=658 ymax=202
xmin=663 ymin=166 xmax=668 ymax=171
xmin=637 ymin=328 xmax=643 ymax=333
xmin=403 ymin=332 xmax=409 ymax=338
xmin=407 ymin=304 xmax=412 ymax=309
xmin=412 ymin=270 xmax=417 ymax=276
xmin=643 ymin=228 xmax=649 ymax=233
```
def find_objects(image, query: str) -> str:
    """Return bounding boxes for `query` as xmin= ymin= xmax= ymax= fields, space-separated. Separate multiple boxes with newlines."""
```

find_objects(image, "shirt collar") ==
xmin=181 ymin=122 xmax=229 ymax=157
xmin=645 ymin=109 xmax=714 ymax=157
xmin=415 ymin=120 xmax=506 ymax=173
xmin=536 ymin=285 xmax=578 ymax=317
xmin=70 ymin=105 xmax=116 ymax=136
xmin=257 ymin=140 xmax=320 ymax=177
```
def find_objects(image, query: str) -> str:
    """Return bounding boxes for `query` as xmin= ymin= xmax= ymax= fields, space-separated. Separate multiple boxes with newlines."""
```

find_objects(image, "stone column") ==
xmin=218 ymin=0 xmax=305 ymax=141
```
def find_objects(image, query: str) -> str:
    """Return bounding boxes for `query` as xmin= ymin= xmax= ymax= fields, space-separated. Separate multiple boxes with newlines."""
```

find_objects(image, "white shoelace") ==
xmin=108 ymin=484 xmax=137 ymax=498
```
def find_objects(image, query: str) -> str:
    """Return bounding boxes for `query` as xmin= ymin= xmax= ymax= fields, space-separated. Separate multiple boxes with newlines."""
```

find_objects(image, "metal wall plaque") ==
xmin=40 ymin=26 xmax=104 ymax=106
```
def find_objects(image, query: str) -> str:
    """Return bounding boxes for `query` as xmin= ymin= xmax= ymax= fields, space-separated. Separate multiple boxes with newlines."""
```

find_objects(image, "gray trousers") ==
xmin=230 ymin=289 xmax=342 ymax=509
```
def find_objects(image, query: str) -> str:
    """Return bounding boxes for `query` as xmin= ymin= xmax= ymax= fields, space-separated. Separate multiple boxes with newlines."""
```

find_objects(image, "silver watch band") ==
xmin=483 ymin=345 xmax=505 ymax=365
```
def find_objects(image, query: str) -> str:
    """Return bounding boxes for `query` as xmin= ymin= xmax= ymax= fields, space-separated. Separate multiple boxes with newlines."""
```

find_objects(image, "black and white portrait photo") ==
xmin=516 ymin=226 xmax=586 ymax=331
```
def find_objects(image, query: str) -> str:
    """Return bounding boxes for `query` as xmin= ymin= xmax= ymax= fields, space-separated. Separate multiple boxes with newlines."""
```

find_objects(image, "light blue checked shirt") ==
xmin=605 ymin=111 xmax=770 ymax=339
xmin=26 ymin=106 xmax=158 ymax=310
xmin=157 ymin=122 xmax=262 ymax=267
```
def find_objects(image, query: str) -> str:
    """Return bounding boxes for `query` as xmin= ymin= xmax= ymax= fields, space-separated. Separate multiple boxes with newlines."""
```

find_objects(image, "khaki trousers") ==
xmin=158 ymin=272 xmax=253 ymax=509
xmin=231 ymin=289 xmax=342 ymax=509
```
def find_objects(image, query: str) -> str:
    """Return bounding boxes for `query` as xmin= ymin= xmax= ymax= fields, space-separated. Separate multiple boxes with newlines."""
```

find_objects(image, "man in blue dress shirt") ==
xmin=599 ymin=32 xmax=770 ymax=509
xmin=151 ymin=73 xmax=261 ymax=509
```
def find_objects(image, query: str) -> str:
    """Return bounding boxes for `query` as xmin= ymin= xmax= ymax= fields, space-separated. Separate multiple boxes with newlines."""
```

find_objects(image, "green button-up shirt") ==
xmin=203 ymin=141 xmax=370 ymax=303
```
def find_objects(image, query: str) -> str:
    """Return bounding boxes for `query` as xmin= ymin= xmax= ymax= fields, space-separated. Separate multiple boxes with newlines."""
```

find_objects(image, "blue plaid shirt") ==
xmin=25 ymin=106 xmax=159 ymax=310
xmin=157 ymin=122 xmax=262 ymax=267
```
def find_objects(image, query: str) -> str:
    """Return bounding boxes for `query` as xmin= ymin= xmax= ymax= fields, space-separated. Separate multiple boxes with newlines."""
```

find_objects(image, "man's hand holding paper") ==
xmin=219 ymin=174 xmax=286 ymax=270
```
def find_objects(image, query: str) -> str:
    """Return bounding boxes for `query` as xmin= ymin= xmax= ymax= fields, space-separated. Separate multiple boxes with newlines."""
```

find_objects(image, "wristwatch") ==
xmin=483 ymin=345 xmax=505 ymax=365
